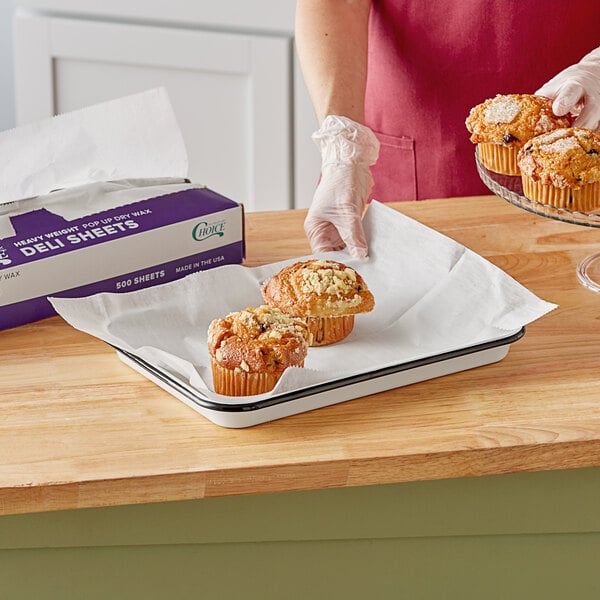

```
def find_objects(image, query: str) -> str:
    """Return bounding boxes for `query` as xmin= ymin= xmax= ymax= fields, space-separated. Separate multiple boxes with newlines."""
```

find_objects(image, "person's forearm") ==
xmin=295 ymin=0 xmax=372 ymax=126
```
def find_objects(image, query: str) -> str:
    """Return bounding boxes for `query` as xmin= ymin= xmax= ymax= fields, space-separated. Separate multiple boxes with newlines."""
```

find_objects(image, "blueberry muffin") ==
xmin=466 ymin=94 xmax=570 ymax=175
xmin=261 ymin=259 xmax=375 ymax=346
xmin=207 ymin=305 xmax=310 ymax=396
xmin=517 ymin=127 xmax=600 ymax=212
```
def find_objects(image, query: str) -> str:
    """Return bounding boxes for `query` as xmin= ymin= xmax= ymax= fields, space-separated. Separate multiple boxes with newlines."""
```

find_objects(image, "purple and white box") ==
xmin=0 ymin=88 xmax=245 ymax=331
xmin=0 ymin=183 xmax=245 ymax=330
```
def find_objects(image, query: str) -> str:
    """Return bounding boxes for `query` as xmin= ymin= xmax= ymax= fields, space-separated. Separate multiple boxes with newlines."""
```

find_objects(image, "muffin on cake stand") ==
xmin=476 ymin=148 xmax=600 ymax=293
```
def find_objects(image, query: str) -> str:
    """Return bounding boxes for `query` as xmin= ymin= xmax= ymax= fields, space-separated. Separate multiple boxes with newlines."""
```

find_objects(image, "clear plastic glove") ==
xmin=536 ymin=47 xmax=600 ymax=130
xmin=304 ymin=115 xmax=380 ymax=258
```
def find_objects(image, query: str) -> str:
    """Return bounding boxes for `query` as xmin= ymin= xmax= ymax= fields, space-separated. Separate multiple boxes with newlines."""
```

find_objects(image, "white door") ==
xmin=14 ymin=13 xmax=292 ymax=211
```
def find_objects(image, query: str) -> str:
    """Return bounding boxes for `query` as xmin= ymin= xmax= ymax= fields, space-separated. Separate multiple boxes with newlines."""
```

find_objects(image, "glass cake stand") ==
xmin=475 ymin=150 xmax=600 ymax=293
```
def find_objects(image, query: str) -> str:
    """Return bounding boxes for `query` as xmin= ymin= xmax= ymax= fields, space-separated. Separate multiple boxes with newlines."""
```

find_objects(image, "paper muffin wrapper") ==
xmin=306 ymin=315 xmax=355 ymax=347
xmin=521 ymin=176 xmax=600 ymax=212
xmin=211 ymin=361 xmax=291 ymax=396
xmin=478 ymin=142 xmax=520 ymax=176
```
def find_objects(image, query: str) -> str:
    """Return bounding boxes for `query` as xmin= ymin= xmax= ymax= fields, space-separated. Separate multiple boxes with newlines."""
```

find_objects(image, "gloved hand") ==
xmin=304 ymin=115 xmax=380 ymax=258
xmin=536 ymin=47 xmax=600 ymax=130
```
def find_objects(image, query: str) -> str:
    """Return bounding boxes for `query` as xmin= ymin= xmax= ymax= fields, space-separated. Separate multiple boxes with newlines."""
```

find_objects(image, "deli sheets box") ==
xmin=0 ymin=89 xmax=245 ymax=330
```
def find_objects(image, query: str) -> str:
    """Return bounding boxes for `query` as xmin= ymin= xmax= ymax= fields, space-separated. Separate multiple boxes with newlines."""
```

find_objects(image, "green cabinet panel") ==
xmin=2 ymin=534 xmax=600 ymax=599
xmin=1 ymin=468 xmax=599 ymax=599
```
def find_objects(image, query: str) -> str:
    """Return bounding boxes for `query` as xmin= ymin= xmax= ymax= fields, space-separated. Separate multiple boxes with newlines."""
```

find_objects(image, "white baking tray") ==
xmin=115 ymin=327 xmax=525 ymax=428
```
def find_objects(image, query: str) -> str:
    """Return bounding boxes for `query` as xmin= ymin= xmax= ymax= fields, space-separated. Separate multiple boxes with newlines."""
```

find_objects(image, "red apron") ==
xmin=365 ymin=0 xmax=600 ymax=202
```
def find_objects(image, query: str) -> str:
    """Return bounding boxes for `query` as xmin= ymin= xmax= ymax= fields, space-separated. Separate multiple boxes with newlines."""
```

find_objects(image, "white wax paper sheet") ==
xmin=50 ymin=201 xmax=557 ymax=405
xmin=0 ymin=87 xmax=188 ymax=236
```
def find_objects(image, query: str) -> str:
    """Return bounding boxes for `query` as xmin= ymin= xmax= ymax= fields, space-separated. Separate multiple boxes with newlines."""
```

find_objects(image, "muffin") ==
xmin=207 ymin=305 xmax=310 ymax=396
xmin=261 ymin=259 xmax=375 ymax=346
xmin=466 ymin=94 xmax=570 ymax=175
xmin=517 ymin=127 xmax=600 ymax=212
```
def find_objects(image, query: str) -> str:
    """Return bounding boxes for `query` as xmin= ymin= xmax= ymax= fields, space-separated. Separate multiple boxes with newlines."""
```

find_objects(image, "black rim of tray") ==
xmin=111 ymin=326 xmax=525 ymax=413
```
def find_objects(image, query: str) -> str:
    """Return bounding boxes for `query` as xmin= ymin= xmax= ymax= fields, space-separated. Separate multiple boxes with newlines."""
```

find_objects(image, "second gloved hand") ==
xmin=304 ymin=115 xmax=380 ymax=258
xmin=536 ymin=47 xmax=600 ymax=130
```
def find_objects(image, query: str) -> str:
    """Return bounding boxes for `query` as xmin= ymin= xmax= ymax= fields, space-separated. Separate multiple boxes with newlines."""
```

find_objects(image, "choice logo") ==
xmin=0 ymin=246 xmax=11 ymax=266
xmin=192 ymin=220 xmax=226 ymax=242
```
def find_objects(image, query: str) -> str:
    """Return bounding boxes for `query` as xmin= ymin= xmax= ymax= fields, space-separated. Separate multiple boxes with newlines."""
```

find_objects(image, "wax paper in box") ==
xmin=0 ymin=88 xmax=245 ymax=330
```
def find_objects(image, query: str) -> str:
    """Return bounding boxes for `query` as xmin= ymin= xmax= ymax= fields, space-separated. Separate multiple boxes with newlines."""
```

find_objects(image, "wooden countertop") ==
xmin=2 ymin=195 xmax=600 ymax=516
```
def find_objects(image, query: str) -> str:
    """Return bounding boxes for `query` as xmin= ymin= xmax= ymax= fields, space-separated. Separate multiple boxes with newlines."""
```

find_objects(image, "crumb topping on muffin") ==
xmin=261 ymin=259 xmax=375 ymax=317
xmin=484 ymin=96 xmax=521 ymax=124
xmin=233 ymin=305 xmax=307 ymax=336
xmin=208 ymin=305 xmax=309 ymax=373
xmin=517 ymin=127 xmax=600 ymax=189
xmin=299 ymin=260 xmax=357 ymax=295
xmin=466 ymin=94 xmax=570 ymax=148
